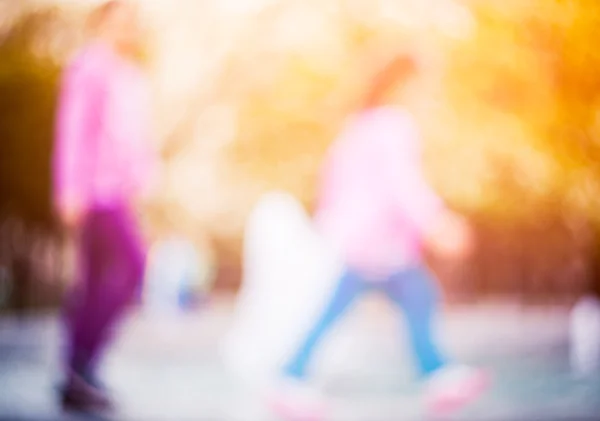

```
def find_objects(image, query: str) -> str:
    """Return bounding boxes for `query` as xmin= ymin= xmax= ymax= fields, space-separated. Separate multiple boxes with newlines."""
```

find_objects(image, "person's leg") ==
xmin=384 ymin=265 xmax=489 ymax=414
xmin=283 ymin=269 xmax=364 ymax=380
xmin=271 ymin=269 xmax=365 ymax=419
xmin=62 ymin=208 xmax=144 ymax=408
xmin=62 ymin=210 xmax=112 ymax=410
xmin=383 ymin=266 xmax=446 ymax=377
xmin=64 ymin=211 xmax=102 ymax=384
xmin=73 ymin=208 xmax=145 ymax=377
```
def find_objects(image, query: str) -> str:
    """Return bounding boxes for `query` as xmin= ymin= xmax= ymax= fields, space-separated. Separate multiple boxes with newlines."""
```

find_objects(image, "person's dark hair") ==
xmin=362 ymin=53 xmax=417 ymax=109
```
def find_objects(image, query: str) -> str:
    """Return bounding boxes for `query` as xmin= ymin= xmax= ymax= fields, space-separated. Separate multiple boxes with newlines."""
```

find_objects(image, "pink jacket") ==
xmin=53 ymin=42 xmax=156 ymax=213
xmin=314 ymin=106 xmax=445 ymax=274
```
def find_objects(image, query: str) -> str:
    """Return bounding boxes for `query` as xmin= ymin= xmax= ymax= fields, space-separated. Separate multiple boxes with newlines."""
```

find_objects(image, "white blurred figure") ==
xmin=570 ymin=295 xmax=600 ymax=377
xmin=144 ymin=235 xmax=202 ymax=318
xmin=222 ymin=191 xmax=343 ymax=388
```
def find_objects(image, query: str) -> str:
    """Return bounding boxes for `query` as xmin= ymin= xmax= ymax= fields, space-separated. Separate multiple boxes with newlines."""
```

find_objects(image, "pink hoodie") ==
xmin=53 ymin=42 xmax=156 ymax=214
xmin=314 ymin=106 xmax=445 ymax=275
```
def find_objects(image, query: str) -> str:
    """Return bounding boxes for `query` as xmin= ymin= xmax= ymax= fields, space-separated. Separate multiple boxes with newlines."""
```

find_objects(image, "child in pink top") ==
xmin=271 ymin=54 xmax=489 ymax=418
xmin=53 ymin=1 xmax=156 ymax=412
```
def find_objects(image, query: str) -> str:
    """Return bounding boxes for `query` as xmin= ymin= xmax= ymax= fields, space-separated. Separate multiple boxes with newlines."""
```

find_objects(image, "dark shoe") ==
xmin=81 ymin=368 xmax=108 ymax=392
xmin=60 ymin=371 xmax=113 ymax=414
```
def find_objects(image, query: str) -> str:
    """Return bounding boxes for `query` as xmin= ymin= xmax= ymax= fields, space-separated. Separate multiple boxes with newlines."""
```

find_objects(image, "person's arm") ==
xmin=376 ymin=110 xmax=472 ymax=256
xmin=52 ymin=64 xmax=96 ymax=228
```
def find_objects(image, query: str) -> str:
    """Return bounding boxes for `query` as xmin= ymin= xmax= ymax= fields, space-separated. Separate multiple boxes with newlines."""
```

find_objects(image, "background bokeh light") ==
xmin=1 ymin=0 xmax=599 ymax=301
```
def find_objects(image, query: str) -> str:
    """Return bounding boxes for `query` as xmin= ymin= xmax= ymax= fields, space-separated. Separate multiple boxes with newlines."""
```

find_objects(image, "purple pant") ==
xmin=64 ymin=206 xmax=145 ymax=376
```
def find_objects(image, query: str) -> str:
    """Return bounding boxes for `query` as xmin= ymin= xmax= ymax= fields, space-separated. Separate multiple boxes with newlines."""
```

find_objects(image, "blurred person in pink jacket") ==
xmin=53 ymin=0 xmax=157 ymax=412
xmin=270 ymin=54 xmax=489 ymax=418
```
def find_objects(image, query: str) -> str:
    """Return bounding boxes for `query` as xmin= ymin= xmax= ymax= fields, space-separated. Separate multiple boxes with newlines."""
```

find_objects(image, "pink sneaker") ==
xmin=267 ymin=378 xmax=329 ymax=421
xmin=425 ymin=365 xmax=490 ymax=416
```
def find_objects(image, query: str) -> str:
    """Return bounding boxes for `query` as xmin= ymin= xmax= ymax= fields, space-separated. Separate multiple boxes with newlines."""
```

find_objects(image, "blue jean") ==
xmin=283 ymin=265 xmax=446 ymax=379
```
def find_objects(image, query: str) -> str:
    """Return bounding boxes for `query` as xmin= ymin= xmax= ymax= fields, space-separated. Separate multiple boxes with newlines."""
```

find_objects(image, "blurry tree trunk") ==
xmin=11 ymin=257 xmax=30 ymax=316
